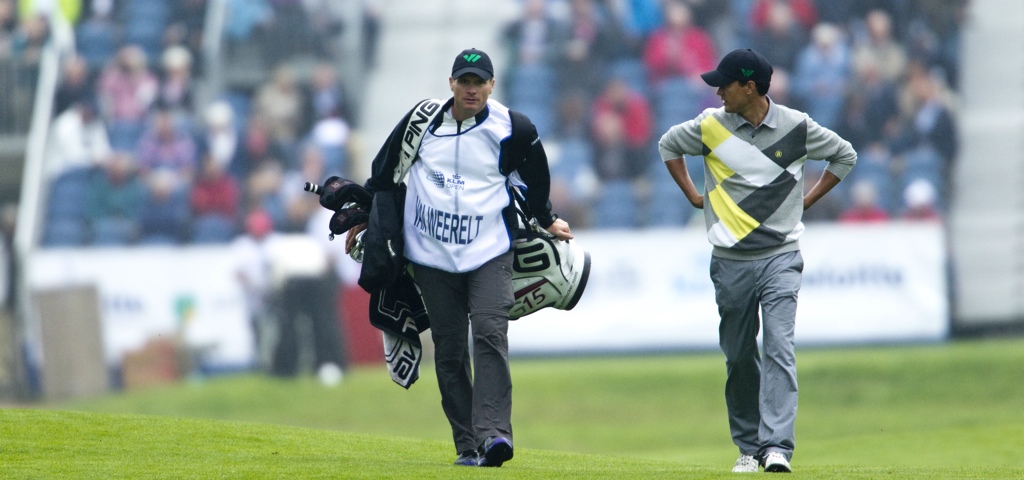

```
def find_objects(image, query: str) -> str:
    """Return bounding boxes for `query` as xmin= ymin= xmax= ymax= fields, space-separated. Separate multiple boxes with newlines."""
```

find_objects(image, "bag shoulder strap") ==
xmin=393 ymin=98 xmax=444 ymax=184
xmin=501 ymin=109 xmax=536 ymax=175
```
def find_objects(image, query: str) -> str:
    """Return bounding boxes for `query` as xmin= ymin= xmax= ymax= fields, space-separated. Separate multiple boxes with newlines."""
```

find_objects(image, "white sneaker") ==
xmin=732 ymin=454 xmax=759 ymax=473
xmin=763 ymin=452 xmax=791 ymax=473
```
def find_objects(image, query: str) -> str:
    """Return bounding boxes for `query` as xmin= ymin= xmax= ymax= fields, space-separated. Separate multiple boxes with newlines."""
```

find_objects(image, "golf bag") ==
xmin=508 ymin=214 xmax=590 ymax=319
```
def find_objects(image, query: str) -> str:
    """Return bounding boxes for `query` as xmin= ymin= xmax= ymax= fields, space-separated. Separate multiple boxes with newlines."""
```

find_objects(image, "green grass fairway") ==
xmin=13 ymin=338 xmax=1023 ymax=478
xmin=1 ymin=409 xmax=1019 ymax=479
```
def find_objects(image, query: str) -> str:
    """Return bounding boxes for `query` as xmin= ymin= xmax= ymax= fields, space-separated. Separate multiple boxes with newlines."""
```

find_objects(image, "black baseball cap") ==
xmin=700 ymin=48 xmax=773 ymax=88
xmin=452 ymin=48 xmax=493 ymax=80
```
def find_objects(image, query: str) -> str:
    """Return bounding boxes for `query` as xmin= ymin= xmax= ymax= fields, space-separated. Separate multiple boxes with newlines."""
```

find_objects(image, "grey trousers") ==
xmin=411 ymin=250 xmax=515 ymax=453
xmin=710 ymin=250 xmax=803 ymax=462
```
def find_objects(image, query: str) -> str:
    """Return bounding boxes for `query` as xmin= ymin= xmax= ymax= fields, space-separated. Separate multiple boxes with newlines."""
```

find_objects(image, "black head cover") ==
xmin=319 ymin=176 xmax=373 ymax=211
xmin=329 ymin=206 xmax=369 ymax=235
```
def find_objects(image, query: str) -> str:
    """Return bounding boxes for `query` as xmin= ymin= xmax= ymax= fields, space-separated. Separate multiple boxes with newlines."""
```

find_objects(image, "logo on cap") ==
xmin=699 ymin=48 xmax=773 ymax=89
xmin=452 ymin=48 xmax=494 ymax=80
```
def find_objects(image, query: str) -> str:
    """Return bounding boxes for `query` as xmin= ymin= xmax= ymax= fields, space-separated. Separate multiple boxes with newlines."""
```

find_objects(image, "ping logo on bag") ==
xmin=513 ymin=241 xmax=552 ymax=273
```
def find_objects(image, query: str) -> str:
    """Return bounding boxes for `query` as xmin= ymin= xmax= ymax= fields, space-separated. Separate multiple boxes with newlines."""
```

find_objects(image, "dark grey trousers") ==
xmin=412 ymin=250 xmax=515 ymax=453
xmin=710 ymin=250 xmax=803 ymax=462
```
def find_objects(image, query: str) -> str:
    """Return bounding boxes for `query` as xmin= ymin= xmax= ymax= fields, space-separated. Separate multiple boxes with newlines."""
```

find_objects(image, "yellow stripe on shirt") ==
xmin=707 ymin=184 xmax=759 ymax=241
xmin=701 ymin=115 xmax=759 ymax=241
xmin=701 ymin=116 xmax=737 ymax=184
xmin=700 ymin=115 xmax=732 ymax=150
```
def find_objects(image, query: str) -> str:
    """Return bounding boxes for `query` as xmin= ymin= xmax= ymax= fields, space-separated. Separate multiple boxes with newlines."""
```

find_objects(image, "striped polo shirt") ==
xmin=659 ymin=98 xmax=857 ymax=260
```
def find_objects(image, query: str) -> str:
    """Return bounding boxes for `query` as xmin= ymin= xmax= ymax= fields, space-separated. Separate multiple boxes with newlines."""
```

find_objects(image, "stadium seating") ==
xmin=847 ymin=148 xmax=896 ymax=213
xmin=107 ymin=120 xmax=146 ymax=152
xmin=217 ymin=93 xmax=250 ymax=138
xmin=191 ymin=215 xmax=238 ymax=244
xmin=652 ymin=77 xmax=705 ymax=136
xmin=592 ymin=180 xmax=640 ymax=229
xmin=41 ymin=0 xmax=965 ymax=246
xmin=643 ymin=152 xmax=698 ymax=227
xmin=43 ymin=167 xmax=96 ymax=246
xmin=75 ymin=18 xmax=117 ymax=72
xmin=43 ymin=219 xmax=89 ymax=247
xmin=45 ymin=167 xmax=92 ymax=221
xmin=91 ymin=217 xmax=138 ymax=246
xmin=121 ymin=0 xmax=171 ymax=65
xmin=608 ymin=58 xmax=649 ymax=98
xmin=899 ymin=145 xmax=945 ymax=210
xmin=550 ymin=136 xmax=594 ymax=181
xmin=507 ymin=64 xmax=556 ymax=136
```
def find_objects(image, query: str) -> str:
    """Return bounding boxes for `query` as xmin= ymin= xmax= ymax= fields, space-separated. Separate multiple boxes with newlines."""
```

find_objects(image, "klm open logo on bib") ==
xmin=445 ymin=174 xmax=465 ymax=190
xmin=426 ymin=170 xmax=466 ymax=190
xmin=427 ymin=170 xmax=445 ymax=188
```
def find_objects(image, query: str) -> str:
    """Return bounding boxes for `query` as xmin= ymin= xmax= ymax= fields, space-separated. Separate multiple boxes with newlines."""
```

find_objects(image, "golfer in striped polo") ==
xmin=658 ymin=48 xmax=857 ymax=473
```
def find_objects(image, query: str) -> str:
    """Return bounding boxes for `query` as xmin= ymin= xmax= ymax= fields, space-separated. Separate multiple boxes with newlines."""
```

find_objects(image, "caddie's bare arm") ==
xmin=803 ymin=170 xmax=841 ymax=211
xmin=664 ymin=158 xmax=704 ymax=209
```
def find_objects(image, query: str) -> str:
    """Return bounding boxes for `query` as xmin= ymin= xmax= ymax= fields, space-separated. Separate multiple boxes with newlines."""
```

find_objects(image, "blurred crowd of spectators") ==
xmin=33 ymin=0 xmax=967 ymax=249
xmin=38 ymin=0 xmax=370 ymax=247
xmin=0 ymin=0 xmax=54 ymax=134
xmin=499 ymin=0 xmax=966 ymax=228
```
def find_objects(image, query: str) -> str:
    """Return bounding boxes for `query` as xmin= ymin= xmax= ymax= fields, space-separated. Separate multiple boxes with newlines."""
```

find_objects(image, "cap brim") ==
xmin=700 ymin=69 xmax=734 ymax=87
xmin=452 ymin=67 xmax=493 ymax=80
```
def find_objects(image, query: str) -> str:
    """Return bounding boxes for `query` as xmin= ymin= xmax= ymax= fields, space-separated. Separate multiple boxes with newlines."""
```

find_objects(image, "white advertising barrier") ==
xmin=25 ymin=225 xmax=948 ymax=366
xmin=24 ymin=234 xmax=333 ymax=369
xmin=509 ymin=223 xmax=949 ymax=355
xmin=27 ymin=245 xmax=255 ymax=368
